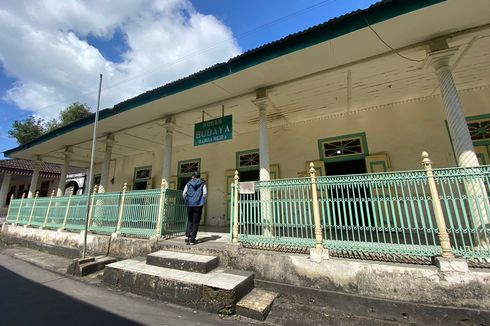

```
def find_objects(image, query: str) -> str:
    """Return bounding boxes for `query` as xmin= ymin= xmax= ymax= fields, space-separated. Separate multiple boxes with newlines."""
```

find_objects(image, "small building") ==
xmin=0 ymin=159 xmax=85 ymax=215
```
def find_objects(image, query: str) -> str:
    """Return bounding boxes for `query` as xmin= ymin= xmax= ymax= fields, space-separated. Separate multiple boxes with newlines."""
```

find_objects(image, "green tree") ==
xmin=8 ymin=116 xmax=46 ymax=145
xmin=45 ymin=102 xmax=92 ymax=131
xmin=9 ymin=102 xmax=92 ymax=144
xmin=59 ymin=102 xmax=92 ymax=127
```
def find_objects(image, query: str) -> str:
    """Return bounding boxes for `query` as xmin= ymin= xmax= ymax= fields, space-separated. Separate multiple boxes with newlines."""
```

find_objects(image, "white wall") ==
xmin=104 ymin=87 xmax=490 ymax=226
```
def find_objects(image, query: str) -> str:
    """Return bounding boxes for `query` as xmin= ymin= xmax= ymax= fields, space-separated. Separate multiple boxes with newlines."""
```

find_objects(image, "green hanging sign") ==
xmin=194 ymin=115 xmax=233 ymax=146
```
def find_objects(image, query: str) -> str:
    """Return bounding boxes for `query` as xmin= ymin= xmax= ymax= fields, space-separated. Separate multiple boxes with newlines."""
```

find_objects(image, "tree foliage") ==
xmin=8 ymin=102 xmax=92 ymax=145
xmin=8 ymin=116 xmax=45 ymax=145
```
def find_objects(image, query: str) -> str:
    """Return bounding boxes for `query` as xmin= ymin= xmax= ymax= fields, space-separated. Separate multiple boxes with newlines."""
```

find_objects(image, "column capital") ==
xmin=33 ymin=156 xmax=43 ymax=166
xmin=101 ymin=134 xmax=116 ymax=146
xmin=423 ymin=47 xmax=458 ymax=71
xmin=252 ymin=97 xmax=272 ymax=112
xmin=158 ymin=116 xmax=176 ymax=131
xmin=63 ymin=146 xmax=73 ymax=158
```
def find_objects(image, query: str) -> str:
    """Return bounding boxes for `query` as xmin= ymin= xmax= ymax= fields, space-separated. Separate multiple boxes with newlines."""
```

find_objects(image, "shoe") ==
xmin=189 ymin=239 xmax=197 ymax=245
xmin=185 ymin=237 xmax=190 ymax=243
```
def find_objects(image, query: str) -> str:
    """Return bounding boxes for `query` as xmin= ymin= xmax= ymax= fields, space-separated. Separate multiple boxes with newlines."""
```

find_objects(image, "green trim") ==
xmin=133 ymin=166 xmax=152 ymax=182
xmin=236 ymin=149 xmax=259 ymax=171
xmin=369 ymin=160 xmax=388 ymax=173
xmin=112 ymin=0 xmax=444 ymax=117
xmin=466 ymin=113 xmax=490 ymax=122
xmin=4 ymin=109 xmax=113 ymax=156
xmin=446 ymin=113 xmax=490 ymax=164
xmin=444 ymin=121 xmax=458 ymax=165
xmin=4 ymin=0 xmax=444 ymax=157
xmin=318 ymin=132 xmax=369 ymax=163
xmin=466 ymin=113 xmax=490 ymax=147
xmin=177 ymin=158 xmax=201 ymax=176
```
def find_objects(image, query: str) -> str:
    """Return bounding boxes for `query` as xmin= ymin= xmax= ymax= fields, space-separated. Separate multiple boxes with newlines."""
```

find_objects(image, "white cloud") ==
xmin=0 ymin=0 xmax=241 ymax=118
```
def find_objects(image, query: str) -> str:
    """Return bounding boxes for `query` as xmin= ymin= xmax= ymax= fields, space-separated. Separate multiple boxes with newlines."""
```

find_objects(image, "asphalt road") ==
xmin=0 ymin=253 xmax=252 ymax=326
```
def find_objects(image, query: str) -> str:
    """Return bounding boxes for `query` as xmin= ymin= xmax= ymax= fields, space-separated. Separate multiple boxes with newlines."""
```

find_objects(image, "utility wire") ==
xmin=364 ymin=17 xmax=424 ymax=63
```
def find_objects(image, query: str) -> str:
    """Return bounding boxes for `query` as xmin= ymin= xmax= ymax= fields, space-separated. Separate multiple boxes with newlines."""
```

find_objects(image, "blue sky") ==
xmin=0 ymin=0 xmax=378 ymax=157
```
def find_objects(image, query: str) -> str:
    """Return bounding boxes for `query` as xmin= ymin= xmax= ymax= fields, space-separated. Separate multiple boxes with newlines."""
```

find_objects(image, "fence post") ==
xmin=6 ymin=194 xmax=14 ymax=223
xmin=27 ymin=191 xmax=39 ymax=226
xmin=422 ymin=152 xmax=454 ymax=258
xmin=156 ymin=179 xmax=169 ymax=236
xmin=87 ymin=185 xmax=98 ymax=229
xmin=15 ymin=193 xmax=25 ymax=225
xmin=43 ymin=190 xmax=55 ymax=228
xmin=232 ymin=171 xmax=240 ymax=243
xmin=61 ymin=188 xmax=74 ymax=230
xmin=115 ymin=183 xmax=127 ymax=234
xmin=310 ymin=162 xmax=324 ymax=249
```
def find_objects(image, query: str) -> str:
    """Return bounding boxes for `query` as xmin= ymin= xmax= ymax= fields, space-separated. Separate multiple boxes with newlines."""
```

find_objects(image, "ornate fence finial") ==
xmin=309 ymin=162 xmax=316 ymax=176
xmin=122 ymin=182 xmax=128 ymax=192
xmin=161 ymin=178 xmax=169 ymax=190
xmin=421 ymin=151 xmax=432 ymax=169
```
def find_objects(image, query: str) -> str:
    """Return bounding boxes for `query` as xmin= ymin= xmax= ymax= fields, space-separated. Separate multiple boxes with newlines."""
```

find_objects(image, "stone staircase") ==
xmin=103 ymin=250 xmax=276 ymax=318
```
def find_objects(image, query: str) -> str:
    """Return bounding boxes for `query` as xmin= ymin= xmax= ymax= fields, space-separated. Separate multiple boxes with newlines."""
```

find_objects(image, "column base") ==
xmin=309 ymin=248 xmax=329 ymax=263
xmin=433 ymin=256 xmax=469 ymax=273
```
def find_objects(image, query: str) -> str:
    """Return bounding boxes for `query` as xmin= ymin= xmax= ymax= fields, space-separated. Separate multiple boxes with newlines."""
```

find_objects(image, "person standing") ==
xmin=183 ymin=171 xmax=207 ymax=245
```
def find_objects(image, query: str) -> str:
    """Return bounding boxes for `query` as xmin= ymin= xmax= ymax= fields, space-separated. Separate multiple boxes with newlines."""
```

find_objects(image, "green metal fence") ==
xmin=317 ymin=171 xmax=441 ymax=257
xmin=233 ymin=165 xmax=490 ymax=259
xmin=6 ymin=187 xmax=187 ymax=239
xmin=236 ymin=178 xmax=316 ymax=248
xmin=88 ymin=191 xmax=120 ymax=234
xmin=161 ymin=189 xmax=187 ymax=236
xmin=119 ymin=189 xmax=161 ymax=237
xmin=434 ymin=166 xmax=490 ymax=258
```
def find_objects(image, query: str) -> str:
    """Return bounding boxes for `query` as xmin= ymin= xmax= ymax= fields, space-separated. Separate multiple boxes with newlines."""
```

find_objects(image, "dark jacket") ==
xmin=183 ymin=178 xmax=206 ymax=207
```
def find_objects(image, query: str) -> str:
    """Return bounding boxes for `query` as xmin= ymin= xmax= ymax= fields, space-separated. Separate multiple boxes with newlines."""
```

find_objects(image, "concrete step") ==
xmin=103 ymin=257 xmax=254 ymax=314
xmin=67 ymin=255 xmax=117 ymax=276
xmin=236 ymin=288 xmax=278 ymax=321
xmin=146 ymin=250 xmax=219 ymax=274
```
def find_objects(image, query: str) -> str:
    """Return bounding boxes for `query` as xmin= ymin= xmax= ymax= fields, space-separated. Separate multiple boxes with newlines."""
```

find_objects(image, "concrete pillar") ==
xmin=99 ymin=135 xmax=115 ymax=193
xmin=28 ymin=157 xmax=42 ymax=198
xmin=0 ymin=173 xmax=12 ymax=207
xmin=252 ymin=92 xmax=271 ymax=181
xmin=161 ymin=117 xmax=176 ymax=181
xmin=57 ymin=147 xmax=73 ymax=197
xmin=426 ymin=46 xmax=478 ymax=168
xmin=252 ymin=90 xmax=273 ymax=237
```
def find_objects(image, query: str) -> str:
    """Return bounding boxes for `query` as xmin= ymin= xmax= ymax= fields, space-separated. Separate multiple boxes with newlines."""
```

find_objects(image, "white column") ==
xmin=99 ymin=135 xmax=115 ymax=193
xmin=426 ymin=45 xmax=488 ymax=247
xmin=253 ymin=97 xmax=271 ymax=181
xmin=426 ymin=47 xmax=478 ymax=168
xmin=57 ymin=147 xmax=72 ymax=197
xmin=161 ymin=117 xmax=175 ymax=181
xmin=253 ymin=92 xmax=273 ymax=237
xmin=28 ymin=157 xmax=42 ymax=198
xmin=0 ymin=173 xmax=12 ymax=207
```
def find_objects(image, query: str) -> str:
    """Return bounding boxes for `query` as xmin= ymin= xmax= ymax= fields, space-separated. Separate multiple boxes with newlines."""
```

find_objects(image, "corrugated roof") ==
xmin=0 ymin=159 xmax=85 ymax=177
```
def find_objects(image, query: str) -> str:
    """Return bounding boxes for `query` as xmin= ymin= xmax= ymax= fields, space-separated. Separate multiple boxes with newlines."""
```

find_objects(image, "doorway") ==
xmin=324 ymin=159 xmax=367 ymax=176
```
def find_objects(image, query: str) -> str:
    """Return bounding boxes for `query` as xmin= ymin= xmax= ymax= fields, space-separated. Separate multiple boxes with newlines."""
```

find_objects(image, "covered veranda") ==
xmin=3 ymin=0 xmax=490 ymax=262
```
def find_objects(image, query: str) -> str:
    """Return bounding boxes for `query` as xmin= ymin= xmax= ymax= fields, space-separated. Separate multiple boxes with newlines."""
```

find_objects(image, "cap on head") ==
xmin=192 ymin=171 xmax=200 ymax=178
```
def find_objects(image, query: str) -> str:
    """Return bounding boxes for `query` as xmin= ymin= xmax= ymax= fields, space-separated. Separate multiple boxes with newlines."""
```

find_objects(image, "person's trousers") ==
xmin=185 ymin=206 xmax=203 ymax=241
